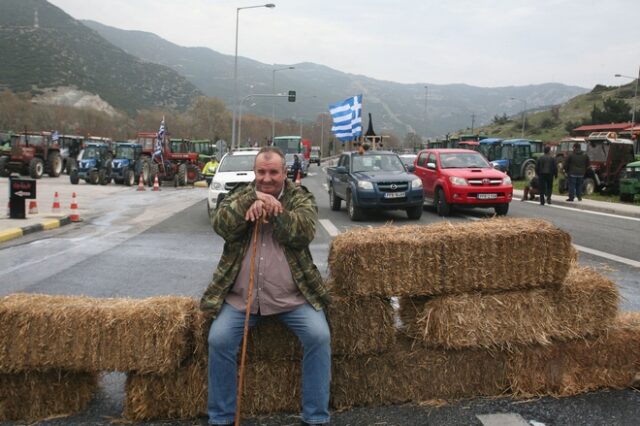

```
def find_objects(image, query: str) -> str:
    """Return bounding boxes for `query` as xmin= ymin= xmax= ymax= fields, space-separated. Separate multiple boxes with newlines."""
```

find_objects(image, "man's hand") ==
xmin=245 ymin=191 xmax=284 ymax=221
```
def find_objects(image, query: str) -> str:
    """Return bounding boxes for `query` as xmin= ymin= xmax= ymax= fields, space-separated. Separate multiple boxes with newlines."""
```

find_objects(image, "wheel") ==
xmin=70 ymin=169 xmax=79 ymax=184
xmin=124 ymin=169 xmax=135 ymax=186
xmin=583 ymin=178 xmax=595 ymax=195
xmin=29 ymin=158 xmax=44 ymax=179
xmin=46 ymin=152 xmax=63 ymax=177
xmin=329 ymin=186 xmax=341 ymax=211
xmin=178 ymin=163 xmax=187 ymax=186
xmin=435 ymin=188 xmax=451 ymax=216
xmin=89 ymin=170 xmax=99 ymax=185
xmin=186 ymin=164 xmax=200 ymax=184
xmin=495 ymin=203 xmax=509 ymax=216
xmin=346 ymin=191 xmax=364 ymax=221
xmin=406 ymin=205 xmax=423 ymax=220
xmin=558 ymin=178 xmax=568 ymax=194
xmin=522 ymin=162 xmax=536 ymax=181
xmin=0 ymin=156 xmax=10 ymax=177
xmin=620 ymin=193 xmax=634 ymax=202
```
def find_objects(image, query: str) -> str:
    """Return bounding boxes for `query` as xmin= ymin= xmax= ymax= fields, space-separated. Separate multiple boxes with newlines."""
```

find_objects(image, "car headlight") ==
xmin=411 ymin=178 xmax=422 ymax=189
xmin=212 ymin=182 xmax=223 ymax=190
xmin=357 ymin=180 xmax=373 ymax=190
xmin=449 ymin=176 xmax=468 ymax=186
xmin=503 ymin=176 xmax=512 ymax=185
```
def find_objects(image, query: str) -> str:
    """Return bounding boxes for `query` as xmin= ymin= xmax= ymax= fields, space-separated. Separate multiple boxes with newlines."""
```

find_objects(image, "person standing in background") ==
xmin=564 ymin=143 xmax=590 ymax=202
xmin=535 ymin=145 xmax=557 ymax=205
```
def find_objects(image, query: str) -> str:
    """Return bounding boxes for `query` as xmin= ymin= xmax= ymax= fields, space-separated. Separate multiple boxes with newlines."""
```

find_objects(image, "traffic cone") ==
xmin=295 ymin=170 xmax=302 ymax=186
xmin=152 ymin=175 xmax=160 ymax=191
xmin=70 ymin=192 xmax=80 ymax=222
xmin=28 ymin=200 xmax=38 ymax=215
xmin=137 ymin=174 xmax=145 ymax=191
xmin=52 ymin=191 xmax=61 ymax=213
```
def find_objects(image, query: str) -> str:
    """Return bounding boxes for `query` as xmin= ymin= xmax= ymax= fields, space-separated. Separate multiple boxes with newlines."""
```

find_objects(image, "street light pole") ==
xmin=510 ymin=97 xmax=527 ymax=138
xmin=615 ymin=65 xmax=640 ymax=126
xmin=271 ymin=66 xmax=294 ymax=141
xmin=424 ymin=85 xmax=428 ymax=141
xmin=231 ymin=3 xmax=275 ymax=152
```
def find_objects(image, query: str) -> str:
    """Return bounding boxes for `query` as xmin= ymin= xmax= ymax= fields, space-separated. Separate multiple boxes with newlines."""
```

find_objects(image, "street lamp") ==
xmin=231 ymin=3 xmax=275 ymax=151
xmin=423 ymin=85 xmax=428 ymax=140
xmin=510 ymin=97 xmax=527 ymax=138
xmin=272 ymin=66 xmax=295 ymax=140
xmin=615 ymin=65 xmax=640 ymax=126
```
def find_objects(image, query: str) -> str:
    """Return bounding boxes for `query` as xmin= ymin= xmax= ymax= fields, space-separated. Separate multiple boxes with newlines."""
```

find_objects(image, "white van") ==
xmin=207 ymin=150 xmax=258 ymax=214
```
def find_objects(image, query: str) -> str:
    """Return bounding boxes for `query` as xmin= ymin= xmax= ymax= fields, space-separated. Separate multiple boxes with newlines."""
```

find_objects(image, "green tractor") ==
xmin=619 ymin=160 xmax=640 ymax=202
xmin=488 ymin=139 xmax=536 ymax=181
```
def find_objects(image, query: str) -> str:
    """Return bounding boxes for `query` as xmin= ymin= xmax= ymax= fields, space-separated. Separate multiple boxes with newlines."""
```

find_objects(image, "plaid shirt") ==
xmin=200 ymin=180 xmax=330 ymax=319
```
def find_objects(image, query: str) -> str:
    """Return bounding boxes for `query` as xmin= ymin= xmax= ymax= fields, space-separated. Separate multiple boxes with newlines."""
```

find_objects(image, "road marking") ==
xmin=319 ymin=219 xmax=340 ymax=237
xmin=522 ymin=200 xmax=640 ymax=222
xmin=574 ymin=244 xmax=640 ymax=268
xmin=476 ymin=413 xmax=530 ymax=426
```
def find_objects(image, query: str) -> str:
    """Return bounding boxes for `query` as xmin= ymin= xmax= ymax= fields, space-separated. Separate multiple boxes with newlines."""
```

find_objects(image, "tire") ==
xmin=29 ymin=158 xmax=44 ymax=179
xmin=0 ymin=156 xmax=9 ymax=177
xmin=70 ymin=169 xmax=79 ymax=184
xmin=583 ymin=178 xmax=595 ymax=195
xmin=620 ymin=193 xmax=634 ymax=202
xmin=522 ymin=162 xmax=536 ymax=181
xmin=178 ymin=163 xmax=187 ymax=186
xmin=558 ymin=178 xmax=568 ymax=194
xmin=406 ymin=205 xmax=423 ymax=220
xmin=346 ymin=191 xmax=364 ymax=221
xmin=495 ymin=203 xmax=509 ymax=216
xmin=186 ymin=164 xmax=200 ymax=184
xmin=47 ymin=152 xmax=63 ymax=177
xmin=329 ymin=186 xmax=341 ymax=211
xmin=124 ymin=168 xmax=135 ymax=186
xmin=435 ymin=188 xmax=451 ymax=216
xmin=89 ymin=170 xmax=99 ymax=185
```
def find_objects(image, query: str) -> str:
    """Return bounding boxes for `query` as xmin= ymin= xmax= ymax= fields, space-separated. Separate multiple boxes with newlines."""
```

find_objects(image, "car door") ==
xmin=422 ymin=152 xmax=439 ymax=200
xmin=334 ymin=155 xmax=350 ymax=198
xmin=413 ymin=151 xmax=429 ymax=192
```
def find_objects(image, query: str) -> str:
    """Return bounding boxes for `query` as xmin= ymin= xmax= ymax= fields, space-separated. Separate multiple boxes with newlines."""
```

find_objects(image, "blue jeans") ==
xmin=207 ymin=302 xmax=331 ymax=425
xmin=568 ymin=175 xmax=584 ymax=200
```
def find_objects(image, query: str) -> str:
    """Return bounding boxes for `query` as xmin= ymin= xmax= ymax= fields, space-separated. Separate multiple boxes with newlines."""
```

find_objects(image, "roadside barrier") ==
xmin=52 ymin=192 xmax=61 ymax=213
xmin=70 ymin=192 xmax=80 ymax=222
xmin=152 ymin=175 xmax=160 ymax=191
xmin=137 ymin=174 xmax=145 ymax=191
xmin=28 ymin=200 xmax=38 ymax=215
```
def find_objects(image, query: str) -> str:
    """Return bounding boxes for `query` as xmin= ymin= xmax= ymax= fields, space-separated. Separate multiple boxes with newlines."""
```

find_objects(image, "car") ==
xmin=309 ymin=147 xmax=321 ymax=165
xmin=207 ymin=150 xmax=258 ymax=215
xmin=413 ymin=148 xmax=513 ymax=216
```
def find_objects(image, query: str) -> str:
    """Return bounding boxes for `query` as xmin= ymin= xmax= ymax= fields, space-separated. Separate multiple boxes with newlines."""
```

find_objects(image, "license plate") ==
xmin=384 ymin=192 xmax=405 ymax=199
xmin=477 ymin=193 xmax=497 ymax=200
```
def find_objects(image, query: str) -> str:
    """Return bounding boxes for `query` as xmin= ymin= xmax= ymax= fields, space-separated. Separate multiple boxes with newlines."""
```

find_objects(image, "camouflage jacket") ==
xmin=199 ymin=180 xmax=330 ymax=318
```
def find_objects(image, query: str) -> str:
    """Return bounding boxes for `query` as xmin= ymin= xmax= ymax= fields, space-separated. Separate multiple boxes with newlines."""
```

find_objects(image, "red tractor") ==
xmin=135 ymin=132 xmax=199 ymax=186
xmin=0 ymin=131 xmax=63 ymax=178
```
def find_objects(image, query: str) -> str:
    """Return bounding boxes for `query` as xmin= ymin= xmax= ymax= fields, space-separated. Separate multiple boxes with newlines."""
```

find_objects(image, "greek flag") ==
xmin=329 ymin=95 xmax=363 ymax=141
xmin=157 ymin=116 xmax=166 ymax=141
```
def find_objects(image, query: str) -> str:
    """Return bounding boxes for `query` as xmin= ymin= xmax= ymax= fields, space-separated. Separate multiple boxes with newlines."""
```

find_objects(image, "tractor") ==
xmin=57 ymin=134 xmax=84 ymax=174
xmin=619 ymin=160 xmax=640 ymax=202
xmin=582 ymin=132 xmax=636 ymax=194
xmin=0 ymin=131 xmax=63 ymax=179
xmin=488 ymin=139 xmax=536 ymax=181
xmin=70 ymin=142 xmax=113 ymax=185
xmin=111 ymin=142 xmax=149 ymax=186
xmin=136 ymin=132 xmax=199 ymax=187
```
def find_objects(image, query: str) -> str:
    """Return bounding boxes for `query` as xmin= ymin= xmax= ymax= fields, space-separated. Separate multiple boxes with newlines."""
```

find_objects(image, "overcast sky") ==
xmin=48 ymin=0 xmax=639 ymax=89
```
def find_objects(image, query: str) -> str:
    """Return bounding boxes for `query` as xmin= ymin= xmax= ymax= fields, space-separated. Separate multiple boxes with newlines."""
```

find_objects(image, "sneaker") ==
xmin=566 ymin=198 xmax=574 ymax=202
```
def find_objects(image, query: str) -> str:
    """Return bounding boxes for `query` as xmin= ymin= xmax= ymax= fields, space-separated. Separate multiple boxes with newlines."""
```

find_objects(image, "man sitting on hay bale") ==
xmin=200 ymin=146 xmax=331 ymax=426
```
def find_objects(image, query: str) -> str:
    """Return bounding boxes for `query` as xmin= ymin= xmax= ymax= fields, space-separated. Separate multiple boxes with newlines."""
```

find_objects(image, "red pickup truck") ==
xmin=413 ymin=148 xmax=513 ymax=216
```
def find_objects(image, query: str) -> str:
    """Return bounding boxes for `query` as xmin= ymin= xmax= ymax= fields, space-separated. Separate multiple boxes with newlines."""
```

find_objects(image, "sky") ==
xmin=47 ymin=0 xmax=640 ymax=89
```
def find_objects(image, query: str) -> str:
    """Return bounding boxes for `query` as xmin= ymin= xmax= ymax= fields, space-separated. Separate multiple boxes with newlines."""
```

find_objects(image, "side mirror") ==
xmin=335 ymin=166 xmax=347 ymax=174
xmin=407 ymin=164 xmax=416 ymax=172
xmin=427 ymin=162 xmax=436 ymax=170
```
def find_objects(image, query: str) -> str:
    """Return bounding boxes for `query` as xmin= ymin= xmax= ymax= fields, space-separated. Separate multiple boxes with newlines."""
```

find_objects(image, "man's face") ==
xmin=255 ymin=153 xmax=286 ymax=197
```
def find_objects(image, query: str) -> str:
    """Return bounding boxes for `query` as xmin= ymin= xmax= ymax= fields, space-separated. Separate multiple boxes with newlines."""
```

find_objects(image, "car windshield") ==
xmin=115 ymin=146 xmax=135 ymax=160
xmin=83 ymin=146 xmax=101 ymax=160
xmin=352 ymin=154 xmax=405 ymax=173
xmin=399 ymin=155 xmax=416 ymax=166
xmin=218 ymin=155 xmax=256 ymax=172
xmin=440 ymin=152 xmax=490 ymax=168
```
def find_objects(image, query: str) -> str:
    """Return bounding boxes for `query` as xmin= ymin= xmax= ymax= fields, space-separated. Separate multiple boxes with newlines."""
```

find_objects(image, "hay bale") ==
xmin=328 ymin=218 xmax=572 ymax=297
xmin=331 ymin=342 xmax=509 ymax=409
xmin=508 ymin=312 xmax=640 ymax=397
xmin=0 ymin=370 xmax=98 ymax=421
xmin=399 ymin=266 xmax=619 ymax=349
xmin=0 ymin=293 xmax=198 ymax=373
xmin=124 ymin=359 xmax=301 ymax=421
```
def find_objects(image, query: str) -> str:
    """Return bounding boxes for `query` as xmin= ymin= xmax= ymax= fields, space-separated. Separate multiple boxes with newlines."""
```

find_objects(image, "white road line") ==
xmin=319 ymin=219 xmax=340 ymax=237
xmin=522 ymin=200 xmax=640 ymax=222
xmin=574 ymin=244 xmax=640 ymax=268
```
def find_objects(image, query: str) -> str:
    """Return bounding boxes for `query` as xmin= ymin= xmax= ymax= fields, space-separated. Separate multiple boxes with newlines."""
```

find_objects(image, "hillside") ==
xmin=82 ymin=20 xmax=589 ymax=138
xmin=464 ymin=83 xmax=638 ymax=142
xmin=0 ymin=0 xmax=202 ymax=114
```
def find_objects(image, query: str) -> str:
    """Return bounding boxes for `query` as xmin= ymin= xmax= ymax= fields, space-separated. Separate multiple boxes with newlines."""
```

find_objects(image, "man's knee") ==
xmin=208 ymin=321 xmax=238 ymax=351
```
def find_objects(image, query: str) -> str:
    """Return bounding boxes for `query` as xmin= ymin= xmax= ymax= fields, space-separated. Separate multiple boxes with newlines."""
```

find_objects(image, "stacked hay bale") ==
xmin=328 ymin=218 xmax=635 ymax=408
xmin=0 ymin=294 xmax=199 ymax=422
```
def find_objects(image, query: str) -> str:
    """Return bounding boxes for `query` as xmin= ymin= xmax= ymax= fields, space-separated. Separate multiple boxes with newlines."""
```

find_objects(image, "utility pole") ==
xmin=471 ymin=114 xmax=476 ymax=133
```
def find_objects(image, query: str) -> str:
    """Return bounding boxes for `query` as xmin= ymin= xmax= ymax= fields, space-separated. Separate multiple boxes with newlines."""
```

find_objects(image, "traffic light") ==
xmin=288 ymin=90 xmax=296 ymax=102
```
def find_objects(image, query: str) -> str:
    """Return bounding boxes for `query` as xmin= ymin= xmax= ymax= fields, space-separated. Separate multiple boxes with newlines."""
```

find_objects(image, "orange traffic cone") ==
xmin=152 ymin=175 xmax=160 ymax=191
xmin=70 ymin=192 xmax=80 ymax=222
xmin=28 ymin=200 xmax=38 ymax=215
xmin=137 ymin=174 xmax=146 ymax=191
xmin=295 ymin=170 xmax=302 ymax=186
xmin=52 ymin=191 xmax=61 ymax=213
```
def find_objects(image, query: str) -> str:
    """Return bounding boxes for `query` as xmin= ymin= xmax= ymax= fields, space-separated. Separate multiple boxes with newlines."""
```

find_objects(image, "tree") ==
xmin=591 ymin=98 xmax=631 ymax=124
xmin=492 ymin=113 xmax=509 ymax=125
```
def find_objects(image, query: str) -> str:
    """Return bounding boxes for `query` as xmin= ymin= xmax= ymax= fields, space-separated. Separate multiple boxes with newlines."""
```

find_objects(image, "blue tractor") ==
xmin=486 ymin=139 xmax=536 ymax=181
xmin=111 ymin=142 xmax=149 ymax=186
xmin=70 ymin=142 xmax=112 ymax=185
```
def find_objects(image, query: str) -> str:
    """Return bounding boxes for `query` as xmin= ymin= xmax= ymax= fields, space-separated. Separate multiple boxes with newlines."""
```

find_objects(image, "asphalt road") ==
xmin=1 ymin=165 xmax=640 ymax=425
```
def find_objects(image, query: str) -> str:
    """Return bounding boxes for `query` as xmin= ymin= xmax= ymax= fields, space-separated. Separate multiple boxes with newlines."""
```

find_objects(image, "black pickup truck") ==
xmin=326 ymin=151 xmax=424 ymax=221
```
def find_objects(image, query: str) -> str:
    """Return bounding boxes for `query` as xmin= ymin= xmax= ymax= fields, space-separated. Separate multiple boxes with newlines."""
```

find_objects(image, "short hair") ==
xmin=255 ymin=146 xmax=285 ymax=168
xmin=544 ymin=145 xmax=551 ymax=154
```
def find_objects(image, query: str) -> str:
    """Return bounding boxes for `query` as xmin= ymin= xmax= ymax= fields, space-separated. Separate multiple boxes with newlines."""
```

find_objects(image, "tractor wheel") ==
xmin=89 ymin=170 xmax=99 ymax=185
xmin=29 ymin=158 xmax=44 ymax=179
xmin=346 ymin=191 xmax=364 ymax=221
xmin=70 ymin=169 xmax=79 ymax=184
xmin=178 ymin=163 xmax=187 ymax=186
xmin=522 ymin=162 xmax=536 ymax=181
xmin=583 ymin=178 xmax=595 ymax=195
xmin=435 ymin=188 xmax=451 ymax=217
xmin=329 ymin=185 xmax=341 ymax=211
xmin=495 ymin=204 xmax=509 ymax=216
xmin=124 ymin=169 xmax=135 ymax=186
xmin=187 ymin=164 xmax=200 ymax=184
xmin=0 ymin=156 xmax=9 ymax=177
xmin=47 ymin=152 xmax=63 ymax=177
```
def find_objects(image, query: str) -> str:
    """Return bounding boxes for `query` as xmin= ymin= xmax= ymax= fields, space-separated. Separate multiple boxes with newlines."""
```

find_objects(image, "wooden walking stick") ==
xmin=235 ymin=216 xmax=263 ymax=426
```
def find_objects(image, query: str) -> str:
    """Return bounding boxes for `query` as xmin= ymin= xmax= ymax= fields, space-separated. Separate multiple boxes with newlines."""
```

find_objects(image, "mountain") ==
xmin=83 ymin=20 xmax=589 ymax=138
xmin=0 ymin=0 xmax=202 ymax=114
